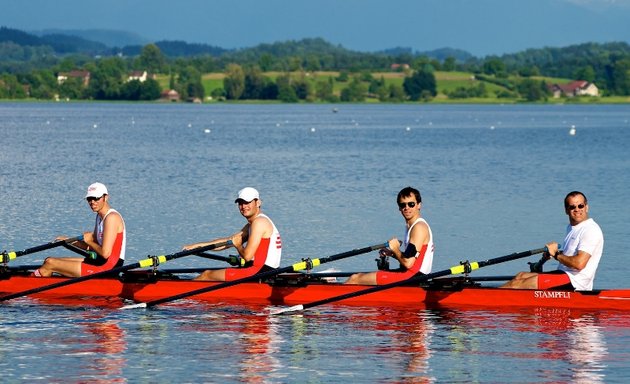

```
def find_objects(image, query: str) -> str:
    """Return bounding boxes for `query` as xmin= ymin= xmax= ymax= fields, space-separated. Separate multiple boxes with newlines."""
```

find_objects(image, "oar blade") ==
xmin=269 ymin=304 xmax=304 ymax=316
xmin=119 ymin=302 xmax=148 ymax=310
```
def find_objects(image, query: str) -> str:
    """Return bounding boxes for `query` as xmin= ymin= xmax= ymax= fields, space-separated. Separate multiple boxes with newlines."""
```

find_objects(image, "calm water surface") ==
xmin=1 ymin=102 xmax=630 ymax=382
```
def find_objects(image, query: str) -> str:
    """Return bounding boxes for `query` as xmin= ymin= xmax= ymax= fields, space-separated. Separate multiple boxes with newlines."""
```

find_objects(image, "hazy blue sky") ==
xmin=1 ymin=0 xmax=629 ymax=56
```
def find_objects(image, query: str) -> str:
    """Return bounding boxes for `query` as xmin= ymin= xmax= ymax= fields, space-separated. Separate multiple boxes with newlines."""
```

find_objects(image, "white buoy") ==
xmin=93 ymin=124 xmax=98 ymax=128
xmin=310 ymin=127 xmax=316 ymax=132
xmin=490 ymin=126 xmax=495 ymax=130
xmin=406 ymin=127 xmax=411 ymax=131
xmin=569 ymin=125 xmax=576 ymax=136
xmin=188 ymin=123 xmax=192 ymax=128
xmin=204 ymin=129 xmax=211 ymax=133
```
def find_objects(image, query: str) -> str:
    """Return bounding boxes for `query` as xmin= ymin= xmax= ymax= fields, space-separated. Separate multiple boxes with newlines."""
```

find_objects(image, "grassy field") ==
xmin=155 ymin=71 xmax=628 ymax=103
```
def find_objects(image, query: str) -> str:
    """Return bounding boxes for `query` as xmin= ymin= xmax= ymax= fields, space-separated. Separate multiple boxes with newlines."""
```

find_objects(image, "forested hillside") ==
xmin=1 ymin=26 xmax=629 ymax=102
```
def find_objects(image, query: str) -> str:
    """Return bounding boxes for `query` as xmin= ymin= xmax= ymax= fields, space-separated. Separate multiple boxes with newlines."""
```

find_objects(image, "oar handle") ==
xmin=195 ymin=252 xmax=242 ymax=266
xmin=1 ymin=235 xmax=84 ymax=263
xmin=60 ymin=242 xmax=92 ymax=258
xmin=124 ymin=242 xmax=388 ymax=309
xmin=528 ymin=246 xmax=560 ymax=272
xmin=0 ymin=240 xmax=232 ymax=303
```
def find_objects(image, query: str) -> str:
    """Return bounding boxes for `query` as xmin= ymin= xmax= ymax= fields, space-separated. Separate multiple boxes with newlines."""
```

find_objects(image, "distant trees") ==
xmin=137 ymin=44 xmax=167 ymax=74
xmin=223 ymin=64 xmax=245 ymax=100
xmin=4 ymin=30 xmax=630 ymax=102
xmin=403 ymin=69 xmax=437 ymax=101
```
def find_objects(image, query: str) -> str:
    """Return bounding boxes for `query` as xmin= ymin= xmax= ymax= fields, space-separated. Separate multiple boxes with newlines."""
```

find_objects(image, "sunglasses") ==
xmin=86 ymin=195 xmax=104 ymax=203
xmin=566 ymin=203 xmax=585 ymax=210
xmin=398 ymin=201 xmax=417 ymax=209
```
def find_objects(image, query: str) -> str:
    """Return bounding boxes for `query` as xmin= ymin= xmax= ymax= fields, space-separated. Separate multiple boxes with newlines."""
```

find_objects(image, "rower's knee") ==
xmin=344 ymin=273 xmax=360 ymax=285
xmin=194 ymin=271 xmax=211 ymax=281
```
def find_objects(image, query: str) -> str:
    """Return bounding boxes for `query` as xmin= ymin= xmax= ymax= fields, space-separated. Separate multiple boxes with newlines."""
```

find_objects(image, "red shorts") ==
xmin=537 ymin=271 xmax=571 ymax=289
xmin=376 ymin=269 xmax=418 ymax=285
xmin=224 ymin=267 xmax=259 ymax=281
xmin=81 ymin=258 xmax=123 ymax=276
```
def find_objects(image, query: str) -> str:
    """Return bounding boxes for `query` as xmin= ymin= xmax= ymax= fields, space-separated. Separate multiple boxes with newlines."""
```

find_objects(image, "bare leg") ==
xmin=500 ymin=271 xmax=539 ymax=289
xmin=344 ymin=271 xmax=377 ymax=285
xmin=194 ymin=269 xmax=227 ymax=281
xmin=38 ymin=257 xmax=83 ymax=277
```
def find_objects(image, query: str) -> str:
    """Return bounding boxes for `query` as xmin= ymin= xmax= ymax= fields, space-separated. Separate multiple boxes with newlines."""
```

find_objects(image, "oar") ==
xmin=0 ymin=240 xmax=232 ymax=303
xmin=120 ymin=241 xmax=388 ymax=310
xmin=61 ymin=241 xmax=92 ymax=258
xmin=195 ymin=252 xmax=242 ymax=266
xmin=271 ymin=246 xmax=546 ymax=315
xmin=1 ymin=235 xmax=84 ymax=264
xmin=528 ymin=247 xmax=560 ymax=272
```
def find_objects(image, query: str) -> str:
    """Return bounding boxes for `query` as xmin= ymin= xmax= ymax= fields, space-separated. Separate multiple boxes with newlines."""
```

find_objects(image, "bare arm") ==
xmin=239 ymin=216 xmax=272 ymax=262
xmin=181 ymin=224 xmax=249 ymax=252
xmin=557 ymin=249 xmax=591 ymax=270
xmin=391 ymin=221 xmax=429 ymax=270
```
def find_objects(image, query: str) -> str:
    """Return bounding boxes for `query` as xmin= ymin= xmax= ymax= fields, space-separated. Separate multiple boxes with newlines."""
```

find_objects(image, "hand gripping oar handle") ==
xmin=272 ymin=246 xmax=546 ymax=315
xmin=120 ymin=242 xmax=388 ymax=310
xmin=195 ymin=252 xmax=243 ymax=266
xmin=61 ymin=241 xmax=92 ymax=258
xmin=1 ymin=235 xmax=84 ymax=264
xmin=0 ymin=240 xmax=232 ymax=303
xmin=528 ymin=246 xmax=561 ymax=273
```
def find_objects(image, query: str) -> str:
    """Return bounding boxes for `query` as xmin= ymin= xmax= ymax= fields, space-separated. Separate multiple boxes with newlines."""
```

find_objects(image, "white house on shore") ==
xmin=127 ymin=71 xmax=150 ymax=83
xmin=56 ymin=70 xmax=91 ymax=87
xmin=549 ymin=80 xmax=599 ymax=98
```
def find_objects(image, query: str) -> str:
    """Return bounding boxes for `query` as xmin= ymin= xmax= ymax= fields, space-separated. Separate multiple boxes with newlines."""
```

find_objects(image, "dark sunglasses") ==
xmin=566 ymin=203 xmax=585 ymax=210
xmin=86 ymin=195 xmax=104 ymax=203
xmin=398 ymin=201 xmax=417 ymax=209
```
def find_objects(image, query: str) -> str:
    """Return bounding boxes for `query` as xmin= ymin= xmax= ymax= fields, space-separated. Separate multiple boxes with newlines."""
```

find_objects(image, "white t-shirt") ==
xmin=558 ymin=218 xmax=604 ymax=290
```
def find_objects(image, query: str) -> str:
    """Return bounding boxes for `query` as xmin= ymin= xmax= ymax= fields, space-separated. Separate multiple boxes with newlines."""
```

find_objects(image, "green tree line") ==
xmin=2 ymin=28 xmax=630 ymax=101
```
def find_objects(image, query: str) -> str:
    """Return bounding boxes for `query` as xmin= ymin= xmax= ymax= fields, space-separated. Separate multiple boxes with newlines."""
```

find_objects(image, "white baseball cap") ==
xmin=85 ymin=182 xmax=108 ymax=198
xmin=235 ymin=187 xmax=259 ymax=203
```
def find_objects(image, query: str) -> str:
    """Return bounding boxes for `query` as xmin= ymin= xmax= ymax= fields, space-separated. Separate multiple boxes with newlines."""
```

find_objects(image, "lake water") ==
xmin=1 ymin=102 xmax=630 ymax=382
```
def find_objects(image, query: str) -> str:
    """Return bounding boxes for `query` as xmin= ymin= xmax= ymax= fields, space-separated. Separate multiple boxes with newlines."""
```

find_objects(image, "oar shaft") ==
xmin=2 ymin=235 xmax=83 ymax=262
xmin=61 ymin=242 xmax=92 ymax=258
xmin=132 ymin=242 xmax=387 ymax=309
xmin=195 ymin=252 xmax=231 ymax=263
xmin=286 ymin=247 xmax=546 ymax=313
xmin=0 ymin=240 xmax=232 ymax=302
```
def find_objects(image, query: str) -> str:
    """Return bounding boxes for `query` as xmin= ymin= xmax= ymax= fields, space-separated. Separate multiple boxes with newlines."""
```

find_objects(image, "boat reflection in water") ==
xmin=6 ymin=295 xmax=629 ymax=382
xmin=425 ymin=305 xmax=613 ymax=383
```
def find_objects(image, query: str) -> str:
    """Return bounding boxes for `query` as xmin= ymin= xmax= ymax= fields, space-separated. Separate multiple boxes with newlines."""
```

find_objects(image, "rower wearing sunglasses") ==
xmin=345 ymin=186 xmax=434 ymax=285
xmin=501 ymin=191 xmax=604 ymax=290
xmin=33 ymin=182 xmax=126 ymax=277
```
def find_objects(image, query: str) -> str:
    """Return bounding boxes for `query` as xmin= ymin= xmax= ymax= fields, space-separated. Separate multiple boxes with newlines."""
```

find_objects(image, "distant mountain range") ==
xmin=33 ymin=28 xmax=149 ymax=48
xmin=0 ymin=26 xmax=474 ymax=61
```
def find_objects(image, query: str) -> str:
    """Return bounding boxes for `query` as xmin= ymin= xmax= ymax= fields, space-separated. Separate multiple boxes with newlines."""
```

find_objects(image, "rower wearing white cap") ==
xmin=33 ymin=182 xmax=126 ymax=277
xmin=183 ymin=187 xmax=282 ymax=281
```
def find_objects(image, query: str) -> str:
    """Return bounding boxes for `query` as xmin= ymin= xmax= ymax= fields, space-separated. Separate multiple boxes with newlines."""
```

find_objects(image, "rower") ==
xmin=501 ymin=191 xmax=604 ymax=291
xmin=182 ymin=187 xmax=282 ymax=281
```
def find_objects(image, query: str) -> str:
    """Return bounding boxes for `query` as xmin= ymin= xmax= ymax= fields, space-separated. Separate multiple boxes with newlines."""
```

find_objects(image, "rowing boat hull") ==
xmin=2 ymin=275 xmax=630 ymax=310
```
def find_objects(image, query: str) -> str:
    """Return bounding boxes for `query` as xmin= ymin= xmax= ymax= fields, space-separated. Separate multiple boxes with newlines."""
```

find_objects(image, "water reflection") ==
xmin=285 ymin=306 xmax=437 ymax=383
xmin=431 ymin=306 xmax=610 ymax=383
xmin=74 ymin=315 xmax=127 ymax=383
xmin=236 ymin=310 xmax=283 ymax=382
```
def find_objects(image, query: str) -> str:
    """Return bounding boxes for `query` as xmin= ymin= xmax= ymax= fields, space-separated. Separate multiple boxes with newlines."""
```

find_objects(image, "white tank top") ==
xmin=95 ymin=208 xmax=126 ymax=261
xmin=253 ymin=213 xmax=282 ymax=268
xmin=401 ymin=217 xmax=434 ymax=274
